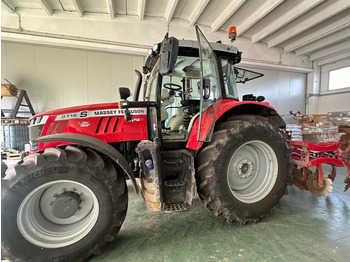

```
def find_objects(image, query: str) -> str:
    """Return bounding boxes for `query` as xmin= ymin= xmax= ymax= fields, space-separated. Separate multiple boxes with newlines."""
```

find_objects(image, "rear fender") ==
xmin=186 ymin=100 xmax=285 ymax=150
xmin=216 ymin=102 xmax=286 ymax=128
xmin=34 ymin=133 xmax=139 ymax=193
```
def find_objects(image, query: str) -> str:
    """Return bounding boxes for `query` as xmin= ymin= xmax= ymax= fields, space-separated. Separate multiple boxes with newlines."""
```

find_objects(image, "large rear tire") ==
xmin=197 ymin=115 xmax=291 ymax=224
xmin=1 ymin=146 xmax=128 ymax=262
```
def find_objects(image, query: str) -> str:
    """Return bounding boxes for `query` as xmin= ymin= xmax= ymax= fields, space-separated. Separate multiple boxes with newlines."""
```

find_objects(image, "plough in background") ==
xmin=290 ymin=140 xmax=350 ymax=197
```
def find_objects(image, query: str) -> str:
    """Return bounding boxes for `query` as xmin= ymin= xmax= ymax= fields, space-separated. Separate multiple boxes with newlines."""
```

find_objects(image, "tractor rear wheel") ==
xmin=1 ymin=146 xmax=128 ymax=262
xmin=197 ymin=115 xmax=291 ymax=224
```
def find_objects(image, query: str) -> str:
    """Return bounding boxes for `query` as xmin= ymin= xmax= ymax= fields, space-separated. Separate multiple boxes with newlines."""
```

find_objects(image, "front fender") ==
xmin=34 ymin=133 xmax=139 ymax=193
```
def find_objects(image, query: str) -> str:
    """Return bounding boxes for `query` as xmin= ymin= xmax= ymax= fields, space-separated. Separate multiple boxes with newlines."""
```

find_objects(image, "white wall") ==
xmin=1 ymin=42 xmax=144 ymax=115
xmin=1 ymin=42 xmax=307 ymax=119
xmin=306 ymin=58 xmax=350 ymax=114
xmin=237 ymin=67 xmax=307 ymax=115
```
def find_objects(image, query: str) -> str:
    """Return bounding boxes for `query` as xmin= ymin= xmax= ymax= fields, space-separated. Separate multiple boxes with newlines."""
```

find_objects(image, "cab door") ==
xmin=196 ymin=25 xmax=223 ymax=142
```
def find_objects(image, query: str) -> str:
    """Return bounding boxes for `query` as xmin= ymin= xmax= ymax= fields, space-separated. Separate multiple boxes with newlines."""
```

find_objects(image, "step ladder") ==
xmin=1 ymin=79 xmax=35 ymax=119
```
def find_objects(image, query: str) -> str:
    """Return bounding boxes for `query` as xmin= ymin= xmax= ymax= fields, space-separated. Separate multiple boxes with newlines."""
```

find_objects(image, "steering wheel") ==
xmin=163 ymin=83 xmax=182 ymax=91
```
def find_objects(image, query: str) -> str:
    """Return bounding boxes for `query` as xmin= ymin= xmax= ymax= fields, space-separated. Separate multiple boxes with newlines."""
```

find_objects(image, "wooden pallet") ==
xmin=6 ymin=152 xmax=21 ymax=160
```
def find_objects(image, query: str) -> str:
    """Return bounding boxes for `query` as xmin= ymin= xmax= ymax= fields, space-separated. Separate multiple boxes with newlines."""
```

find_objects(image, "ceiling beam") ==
xmin=1 ymin=31 xmax=149 ymax=56
xmin=251 ymin=0 xmax=323 ymax=43
xmin=1 ymin=0 xmax=15 ymax=13
xmin=309 ymin=39 xmax=350 ymax=61
xmin=237 ymin=0 xmax=283 ymax=36
xmin=211 ymin=0 xmax=246 ymax=32
xmin=164 ymin=0 xmax=178 ymax=24
xmin=284 ymin=14 xmax=350 ymax=53
xmin=240 ymin=59 xmax=312 ymax=73
xmin=71 ymin=0 xmax=83 ymax=17
xmin=40 ymin=0 xmax=53 ymax=16
xmin=138 ymin=0 xmax=146 ymax=21
xmin=317 ymin=51 xmax=350 ymax=66
xmin=267 ymin=0 xmax=350 ymax=48
xmin=188 ymin=0 xmax=209 ymax=26
xmin=295 ymin=27 xmax=350 ymax=56
xmin=107 ymin=0 xmax=115 ymax=19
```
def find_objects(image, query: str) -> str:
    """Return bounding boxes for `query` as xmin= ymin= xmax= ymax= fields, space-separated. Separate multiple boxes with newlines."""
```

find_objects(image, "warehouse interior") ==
xmin=1 ymin=0 xmax=350 ymax=261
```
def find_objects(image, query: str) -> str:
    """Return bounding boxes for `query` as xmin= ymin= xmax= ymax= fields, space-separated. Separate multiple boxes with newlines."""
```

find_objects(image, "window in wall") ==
xmin=329 ymin=66 xmax=350 ymax=90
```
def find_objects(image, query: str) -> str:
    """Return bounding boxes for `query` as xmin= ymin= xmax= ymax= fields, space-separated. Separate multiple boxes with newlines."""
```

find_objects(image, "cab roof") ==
xmin=178 ymin=40 xmax=241 ymax=63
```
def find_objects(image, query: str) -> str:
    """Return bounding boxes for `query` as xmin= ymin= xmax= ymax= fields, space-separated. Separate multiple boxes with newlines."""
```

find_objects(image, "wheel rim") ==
xmin=227 ymin=140 xmax=278 ymax=203
xmin=17 ymin=180 xmax=99 ymax=248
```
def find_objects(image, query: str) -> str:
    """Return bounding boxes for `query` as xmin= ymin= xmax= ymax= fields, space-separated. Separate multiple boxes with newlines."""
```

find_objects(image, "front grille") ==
xmin=29 ymin=124 xmax=44 ymax=141
xmin=28 ymin=124 xmax=44 ymax=151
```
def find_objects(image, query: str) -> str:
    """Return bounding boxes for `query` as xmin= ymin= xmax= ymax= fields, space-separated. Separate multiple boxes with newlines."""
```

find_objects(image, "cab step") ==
xmin=160 ymin=150 xmax=196 ymax=213
xmin=164 ymin=203 xmax=189 ymax=212
xmin=164 ymin=179 xmax=186 ymax=187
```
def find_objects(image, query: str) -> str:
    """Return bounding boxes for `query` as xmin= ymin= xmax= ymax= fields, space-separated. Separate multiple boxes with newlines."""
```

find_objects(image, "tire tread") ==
xmin=197 ymin=115 xmax=291 ymax=224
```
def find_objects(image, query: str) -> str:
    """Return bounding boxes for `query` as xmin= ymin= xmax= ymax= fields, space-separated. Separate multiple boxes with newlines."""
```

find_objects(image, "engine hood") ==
xmin=29 ymin=102 xmax=149 ymax=150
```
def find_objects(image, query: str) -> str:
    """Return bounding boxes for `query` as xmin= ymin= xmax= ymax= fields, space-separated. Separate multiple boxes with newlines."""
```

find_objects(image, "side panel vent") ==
xmin=95 ymin=117 xmax=119 ymax=134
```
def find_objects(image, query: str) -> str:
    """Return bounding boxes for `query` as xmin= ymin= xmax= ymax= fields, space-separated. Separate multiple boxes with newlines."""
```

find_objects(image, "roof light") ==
xmin=152 ymin=43 xmax=159 ymax=52
xmin=228 ymin=26 xmax=237 ymax=42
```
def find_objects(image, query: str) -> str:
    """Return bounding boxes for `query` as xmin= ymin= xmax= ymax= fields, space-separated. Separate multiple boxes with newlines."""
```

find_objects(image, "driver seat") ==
xmin=160 ymin=89 xmax=174 ymax=122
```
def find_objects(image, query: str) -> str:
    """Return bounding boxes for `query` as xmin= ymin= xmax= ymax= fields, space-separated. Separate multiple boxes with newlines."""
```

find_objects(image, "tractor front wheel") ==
xmin=1 ymin=146 xmax=128 ymax=262
xmin=197 ymin=115 xmax=291 ymax=224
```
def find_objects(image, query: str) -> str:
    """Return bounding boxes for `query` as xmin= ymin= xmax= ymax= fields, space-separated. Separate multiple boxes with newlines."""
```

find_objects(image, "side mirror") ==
xmin=159 ymin=34 xmax=179 ymax=76
xmin=119 ymin=87 xmax=131 ymax=100
xmin=197 ymin=78 xmax=211 ymax=100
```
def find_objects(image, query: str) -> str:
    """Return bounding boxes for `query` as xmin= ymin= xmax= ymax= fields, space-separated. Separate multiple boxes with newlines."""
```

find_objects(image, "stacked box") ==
xmin=297 ymin=114 xmax=338 ymax=143
xmin=327 ymin=111 xmax=350 ymax=126
xmin=338 ymin=126 xmax=350 ymax=151
xmin=286 ymin=124 xmax=302 ymax=141
xmin=327 ymin=111 xmax=350 ymax=152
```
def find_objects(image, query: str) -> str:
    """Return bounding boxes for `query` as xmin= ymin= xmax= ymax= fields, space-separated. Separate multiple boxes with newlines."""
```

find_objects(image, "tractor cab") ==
xmin=128 ymin=26 xmax=263 ymax=147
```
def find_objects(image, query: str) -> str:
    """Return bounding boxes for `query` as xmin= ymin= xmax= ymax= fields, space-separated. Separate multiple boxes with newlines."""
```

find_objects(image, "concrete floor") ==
xmin=93 ymin=166 xmax=350 ymax=262
xmin=2 ymin=163 xmax=348 ymax=262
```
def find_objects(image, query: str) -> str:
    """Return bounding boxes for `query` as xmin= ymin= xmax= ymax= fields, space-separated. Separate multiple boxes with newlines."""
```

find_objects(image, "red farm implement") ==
xmin=290 ymin=140 xmax=350 ymax=197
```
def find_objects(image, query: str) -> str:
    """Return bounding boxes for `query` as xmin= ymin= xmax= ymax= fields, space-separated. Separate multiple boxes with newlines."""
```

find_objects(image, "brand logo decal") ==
xmin=55 ymin=108 xmax=147 ymax=121
xmin=79 ymin=121 xmax=90 ymax=127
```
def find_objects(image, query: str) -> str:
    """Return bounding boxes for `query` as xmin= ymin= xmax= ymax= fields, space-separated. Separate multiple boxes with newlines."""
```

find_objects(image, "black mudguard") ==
xmin=34 ymin=133 xmax=139 ymax=193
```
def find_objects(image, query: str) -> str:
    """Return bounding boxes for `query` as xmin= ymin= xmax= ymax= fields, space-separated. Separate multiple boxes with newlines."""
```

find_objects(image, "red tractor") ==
xmin=1 ymin=26 xmax=291 ymax=261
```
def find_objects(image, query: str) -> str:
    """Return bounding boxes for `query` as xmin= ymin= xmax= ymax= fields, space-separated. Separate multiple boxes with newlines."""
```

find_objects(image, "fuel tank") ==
xmin=29 ymin=102 xmax=149 ymax=151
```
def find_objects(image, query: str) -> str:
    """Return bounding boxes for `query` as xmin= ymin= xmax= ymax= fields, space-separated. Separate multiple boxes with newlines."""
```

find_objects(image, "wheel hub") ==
xmin=236 ymin=159 xmax=254 ymax=178
xmin=17 ymin=180 xmax=100 ymax=248
xmin=51 ymin=192 xmax=82 ymax=219
xmin=227 ymin=140 xmax=278 ymax=203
